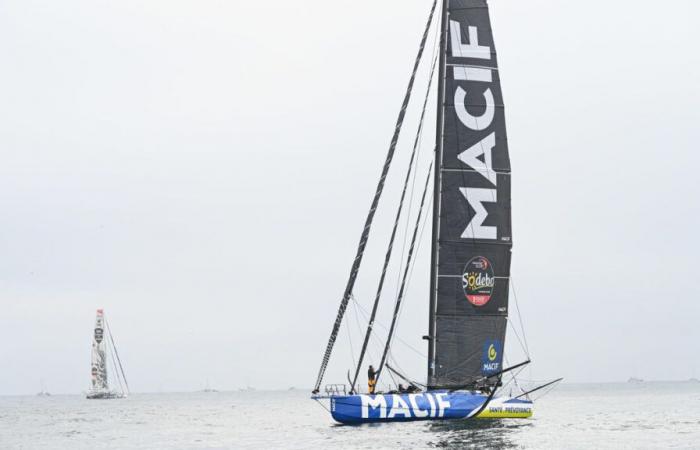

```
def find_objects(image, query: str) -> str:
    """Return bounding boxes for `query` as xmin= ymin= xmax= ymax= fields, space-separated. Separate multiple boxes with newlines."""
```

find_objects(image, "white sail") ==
xmin=87 ymin=309 xmax=128 ymax=399
xmin=90 ymin=309 xmax=109 ymax=393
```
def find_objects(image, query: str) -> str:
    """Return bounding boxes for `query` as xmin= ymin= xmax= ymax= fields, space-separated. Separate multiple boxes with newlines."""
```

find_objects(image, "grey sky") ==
xmin=1 ymin=0 xmax=698 ymax=395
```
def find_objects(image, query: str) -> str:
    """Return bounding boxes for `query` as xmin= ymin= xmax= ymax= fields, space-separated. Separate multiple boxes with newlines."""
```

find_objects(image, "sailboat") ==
xmin=200 ymin=380 xmax=219 ymax=393
xmin=36 ymin=379 xmax=51 ymax=397
xmin=311 ymin=0 xmax=559 ymax=424
xmin=86 ymin=309 xmax=130 ymax=400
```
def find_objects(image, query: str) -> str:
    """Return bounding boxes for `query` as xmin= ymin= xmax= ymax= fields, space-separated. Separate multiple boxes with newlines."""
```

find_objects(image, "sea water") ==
xmin=1 ymin=382 xmax=698 ymax=449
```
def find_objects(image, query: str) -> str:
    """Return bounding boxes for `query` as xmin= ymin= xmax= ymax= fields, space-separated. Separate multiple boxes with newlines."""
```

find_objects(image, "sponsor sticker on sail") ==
xmin=94 ymin=327 xmax=104 ymax=343
xmin=481 ymin=339 xmax=502 ymax=375
xmin=462 ymin=256 xmax=495 ymax=306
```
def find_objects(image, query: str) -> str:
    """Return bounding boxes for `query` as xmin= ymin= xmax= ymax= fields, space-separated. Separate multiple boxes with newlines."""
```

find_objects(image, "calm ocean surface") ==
xmin=1 ymin=382 xmax=698 ymax=449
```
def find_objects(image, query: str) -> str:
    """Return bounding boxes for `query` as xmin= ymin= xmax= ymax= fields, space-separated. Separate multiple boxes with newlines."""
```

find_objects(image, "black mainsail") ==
xmin=428 ymin=0 xmax=512 ymax=389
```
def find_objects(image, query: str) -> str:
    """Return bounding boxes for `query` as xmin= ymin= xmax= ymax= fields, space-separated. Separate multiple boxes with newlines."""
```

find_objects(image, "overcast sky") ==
xmin=1 ymin=0 xmax=698 ymax=395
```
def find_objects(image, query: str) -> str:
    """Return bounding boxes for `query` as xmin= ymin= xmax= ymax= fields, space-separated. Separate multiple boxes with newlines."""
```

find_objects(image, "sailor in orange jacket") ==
xmin=367 ymin=365 xmax=377 ymax=394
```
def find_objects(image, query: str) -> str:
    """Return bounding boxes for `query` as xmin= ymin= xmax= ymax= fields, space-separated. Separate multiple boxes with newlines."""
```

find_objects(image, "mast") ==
xmin=428 ymin=0 xmax=449 ymax=386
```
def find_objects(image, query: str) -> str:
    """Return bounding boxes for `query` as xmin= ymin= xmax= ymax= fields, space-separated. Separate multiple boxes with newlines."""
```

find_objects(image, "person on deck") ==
xmin=406 ymin=384 xmax=419 ymax=393
xmin=367 ymin=365 xmax=377 ymax=394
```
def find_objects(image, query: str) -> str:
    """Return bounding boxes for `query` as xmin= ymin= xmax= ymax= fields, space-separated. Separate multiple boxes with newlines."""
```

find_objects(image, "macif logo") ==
xmin=481 ymin=340 xmax=502 ymax=375
xmin=448 ymin=18 xmax=501 ymax=240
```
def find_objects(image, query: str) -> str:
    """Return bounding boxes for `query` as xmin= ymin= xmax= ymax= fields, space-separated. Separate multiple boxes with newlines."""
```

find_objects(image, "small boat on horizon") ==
xmin=627 ymin=377 xmax=644 ymax=383
xmin=86 ymin=309 xmax=129 ymax=400
xmin=36 ymin=379 xmax=51 ymax=397
xmin=200 ymin=380 xmax=218 ymax=393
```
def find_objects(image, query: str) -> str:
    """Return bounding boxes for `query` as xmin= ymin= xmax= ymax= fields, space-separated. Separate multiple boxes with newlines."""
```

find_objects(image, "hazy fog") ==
xmin=1 ymin=0 xmax=698 ymax=395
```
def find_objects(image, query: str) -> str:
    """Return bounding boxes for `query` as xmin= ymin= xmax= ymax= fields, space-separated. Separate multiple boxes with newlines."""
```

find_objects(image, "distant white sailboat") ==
xmin=200 ymin=380 xmax=218 ymax=393
xmin=86 ymin=309 xmax=129 ymax=399
xmin=36 ymin=379 xmax=51 ymax=397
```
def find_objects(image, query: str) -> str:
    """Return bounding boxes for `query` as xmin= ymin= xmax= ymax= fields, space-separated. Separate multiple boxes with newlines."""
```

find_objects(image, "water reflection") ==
xmin=427 ymin=419 xmax=533 ymax=449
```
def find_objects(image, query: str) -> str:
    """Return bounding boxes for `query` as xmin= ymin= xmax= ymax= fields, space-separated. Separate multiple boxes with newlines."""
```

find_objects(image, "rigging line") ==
xmin=507 ymin=317 xmax=528 ymax=362
xmin=356 ymin=307 xmax=395 ymax=389
xmin=505 ymin=357 xmax=526 ymax=395
xmin=392 ymin=189 xmax=434 ymax=335
xmin=106 ymin=319 xmax=130 ymax=394
xmin=106 ymin=324 xmax=124 ymax=395
xmin=312 ymin=0 xmax=439 ymax=393
xmin=383 ymin=188 xmax=434 ymax=363
xmin=515 ymin=378 xmax=563 ymax=400
xmin=350 ymin=48 xmax=440 ymax=394
xmin=376 ymin=161 xmax=434 ymax=385
xmin=312 ymin=398 xmax=331 ymax=414
xmin=351 ymin=296 xmax=384 ymax=359
xmin=386 ymin=364 xmax=427 ymax=389
xmin=392 ymin=61 xmax=436 ymax=304
xmin=386 ymin=357 xmax=419 ymax=388
xmin=344 ymin=306 xmax=356 ymax=371
xmin=350 ymin=295 xmax=425 ymax=359
xmin=350 ymin=297 xmax=385 ymax=368
xmin=396 ymin=21 xmax=441 ymax=300
xmin=352 ymin=298 xmax=394 ymax=366
xmin=350 ymin=295 xmax=382 ymax=373
xmin=385 ymin=366 xmax=398 ymax=391
xmin=381 ymin=158 xmax=438 ymax=355
xmin=498 ymin=364 xmax=526 ymax=394
xmin=106 ymin=337 xmax=124 ymax=394
xmin=510 ymin=276 xmax=530 ymax=357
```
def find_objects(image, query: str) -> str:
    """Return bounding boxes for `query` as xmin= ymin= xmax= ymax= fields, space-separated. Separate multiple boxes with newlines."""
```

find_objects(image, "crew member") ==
xmin=367 ymin=365 xmax=377 ymax=394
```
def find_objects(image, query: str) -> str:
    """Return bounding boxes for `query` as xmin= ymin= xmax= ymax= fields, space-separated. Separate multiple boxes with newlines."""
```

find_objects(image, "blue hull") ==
xmin=330 ymin=391 xmax=488 ymax=424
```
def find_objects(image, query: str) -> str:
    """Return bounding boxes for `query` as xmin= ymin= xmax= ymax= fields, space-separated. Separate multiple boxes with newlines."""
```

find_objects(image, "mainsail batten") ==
xmin=430 ymin=0 xmax=512 ymax=389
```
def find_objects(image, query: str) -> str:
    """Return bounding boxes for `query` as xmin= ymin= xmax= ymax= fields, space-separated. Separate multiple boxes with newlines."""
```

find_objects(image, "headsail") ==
xmin=91 ymin=309 xmax=109 ymax=393
xmin=429 ymin=0 xmax=511 ymax=389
